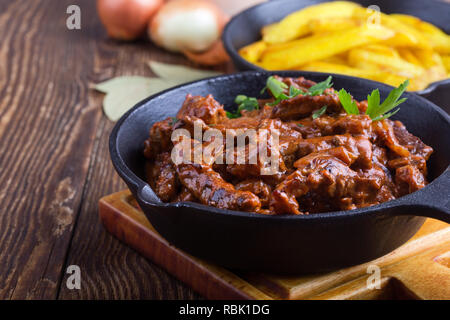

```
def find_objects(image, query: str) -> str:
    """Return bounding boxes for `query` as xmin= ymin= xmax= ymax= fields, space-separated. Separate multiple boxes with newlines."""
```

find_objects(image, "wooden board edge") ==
xmin=98 ymin=196 xmax=265 ymax=300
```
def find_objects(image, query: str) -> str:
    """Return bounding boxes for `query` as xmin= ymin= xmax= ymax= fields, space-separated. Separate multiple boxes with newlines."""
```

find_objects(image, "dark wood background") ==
xmin=0 ymin=0 xmax=236 ymax=299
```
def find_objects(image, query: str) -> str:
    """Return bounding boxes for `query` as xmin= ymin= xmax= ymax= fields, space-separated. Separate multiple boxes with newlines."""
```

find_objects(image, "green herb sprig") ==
xmin=338 ymin=89 xmax=359 ymax=115
xmin=227 ymin=76 xmax=334 ymax=119
xmin=312 ymin=105 xmax=327 ymax=119
xmin=307 ymin=76 xmax=333 ymax=96
xmin=226 ymin=95 xmax=260 ymax=119
xmin=225 ymin=75 xmax=406 ymax=121
xmin=264 ymin=76 xmax=333 ymax=106
xmin=169 ymin=117 xmax=180 ymax=126
xmin=338 ymin=80 xmax=409 ymax=121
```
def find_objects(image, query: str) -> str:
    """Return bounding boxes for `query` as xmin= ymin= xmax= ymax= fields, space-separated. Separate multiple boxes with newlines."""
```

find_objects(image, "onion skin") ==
xmin=149 ymin=0 xmax=228 ymax=52
xmin=183 ymin=40 xmax=230 ymax=66
xmin=97 ymin=0 xmax=164 ymax=40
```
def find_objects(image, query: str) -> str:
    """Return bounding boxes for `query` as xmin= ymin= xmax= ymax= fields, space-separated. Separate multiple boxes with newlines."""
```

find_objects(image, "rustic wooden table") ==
xmin=1 ymin=0 xmax=448 ymax=300
xmin=0 ymin=0 xmax=237 ymax=299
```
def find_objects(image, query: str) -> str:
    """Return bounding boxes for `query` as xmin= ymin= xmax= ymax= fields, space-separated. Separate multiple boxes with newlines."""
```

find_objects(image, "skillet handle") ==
xmin=136 ymin=183 xmax=162 ymax=206
xmin=391 ymin=170 xmax=450 ymax=223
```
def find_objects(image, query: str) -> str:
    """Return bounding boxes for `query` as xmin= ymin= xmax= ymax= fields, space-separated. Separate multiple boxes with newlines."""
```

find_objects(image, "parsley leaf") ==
xmin=267 ymin=93 xmax=291 ymax=106
xmin=226 ymin=95 xmax=260 ymax=119
xmin=372 ymin=108 xmax=401 ymax=121
xmin=366 ymin=80 xmax=409 ymax=120
xmin=338 ymin=89 xmax=359 ymax=115
xmin=312 ymin=105 xmax=327 ymax=119
xmin=307 ymin=76 xmax=333 ymax=96
xmin=169 ymin=117 xmax=179 ymax=126
xmin=235 ymin=95 xmax=259 ymax=112
xmin=226 ymin=111 xmax=241 ymax=119
xmin=265 ymin=76 xmax=288 ymax=98
xmin=365 ymin=89 xmax=380 ymax=117
xmin=338 ymin=80 xmax=408 ymax=121
xmin=263 ymin=76 xmax=333 ymax=107
xmin=289 ymin=85 xmax=306 ymax=97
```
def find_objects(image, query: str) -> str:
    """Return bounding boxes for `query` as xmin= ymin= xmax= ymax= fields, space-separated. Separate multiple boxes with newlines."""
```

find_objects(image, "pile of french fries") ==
xmin=239 ymin=1 xmax=450 ymax=91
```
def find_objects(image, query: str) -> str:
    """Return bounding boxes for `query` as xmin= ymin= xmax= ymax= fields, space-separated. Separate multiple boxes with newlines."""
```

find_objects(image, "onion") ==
xmin=149 ymin=0 xmax=228 ymax=52
xmin=182 ymin=40 xmax=230 ymax=66
xmin=97 ymin=0 xmax=164 ymax=40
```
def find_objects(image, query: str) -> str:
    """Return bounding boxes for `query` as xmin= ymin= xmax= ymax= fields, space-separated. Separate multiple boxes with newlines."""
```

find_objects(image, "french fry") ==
xmin=391 ymin=14 xmax=447 ymax=36
xmin=238 ymin=41 xmax=267 ymax=64
xmin=299 ymin=61 xmax=384 ymax=81
xmin=260 ymin=25 xmax=394 ymax=70
xmin=348 ymin=48 xmax=424 ymax=78
xmin=353 ymin=8 xmax=431 ymax=49
xmin=261 ymin=23 xmax=278 ymax=39
xmin=240 ymin=2 xmax=450 ymax=90
xmin=391 ymin=14 xmax=450 ymax=53
xmin=364 ymin=44 xmax=400 ymax=58
xmin=441 ymin=55 xmax=450 ymax=72
xmin=397 ymin=48 xmax=422 ymax=66
xmin=262 ymin=1 xmax=362 ymax=44
xmin=308 ymin=17 xmax=363 ymax=34
xmin=413 ymin=49 xmax=446 ymax=69
xmin=300 ymin=61 xmax=427 ymax=91
xmin=412 ymin=49 xmax=447 ymax=83
xmin=381 ymin=74 xmax=428 ymax=91
xmin=321 ymin=55 xmax=348 ymax=65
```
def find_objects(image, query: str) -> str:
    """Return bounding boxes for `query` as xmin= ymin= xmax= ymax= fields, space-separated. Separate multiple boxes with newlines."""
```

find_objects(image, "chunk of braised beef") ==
xmin=176 ymin=162 xmax=261 ymax=212
xmin=144 ymin=117 xmax=174 ymax=160
xmin=177 ymin=94 xmax=227 ymax=125
xmin=148 ymin=152 xmax=179 ymax=202
xmin=270 ymin=94 xmax=342 ymax=120
xmin=235 ymin=179 xmax=272 ymax=208
xmin=392 ymin=120 xmax=433 ymax=160
xmin=144 ymin=76 xmax=433 ymax=215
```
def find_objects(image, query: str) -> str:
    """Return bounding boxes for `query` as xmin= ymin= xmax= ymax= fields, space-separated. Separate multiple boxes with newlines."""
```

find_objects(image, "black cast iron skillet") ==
xmin=222 ymin=0 xmax=450 ymax=113
xmin=110 ymin=71 xmax=450 ymax=274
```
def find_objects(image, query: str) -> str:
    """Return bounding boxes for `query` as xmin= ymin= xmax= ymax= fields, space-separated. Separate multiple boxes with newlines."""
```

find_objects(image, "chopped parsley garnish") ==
xmin=366 ymin=80 xmax=409 ymax=120
xmin=260 ymin=76 xmax=287 ymax=96
xmin=235 ymin=95 xmax=259 ymax=112
xmin=312 ymin=105 xmax=327 ymax=119
xmin=307 ymin=76 xmax=333 ymax=96
xmin=263 ymin=76 xmax=333 ymax=107
xmin=266 ymin=76 xmax=288 ymax=97
xmin=338 ymin=89 xmax=359 ymax=115
xmin=289 ymin=85 xmax=306 ymax=97
xmin=225 ymin=75 xmax=407 ymax=121
xmin=169 ymin=117 xmax=179 ymax=126
xmin=226 ymin=95 xmax=260 ymax=119
xmin=337 ymin=80 xmax=409 ymax=121
xmin=225 ymin=111 xmax=240 ymax=119
xmin=297 ymin=123 xmax=304 ymax=127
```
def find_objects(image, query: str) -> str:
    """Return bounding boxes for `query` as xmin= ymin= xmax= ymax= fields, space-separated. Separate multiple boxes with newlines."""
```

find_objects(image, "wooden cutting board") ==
xmin=99 ymin=190 xmax=450 ymax=300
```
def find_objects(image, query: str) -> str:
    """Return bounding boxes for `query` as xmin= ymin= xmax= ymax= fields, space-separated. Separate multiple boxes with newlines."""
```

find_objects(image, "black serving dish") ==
xmin=222 ymin=0 xmax=450 ymax=112
xmin=110 ymin=71 xmax=450 ymax=274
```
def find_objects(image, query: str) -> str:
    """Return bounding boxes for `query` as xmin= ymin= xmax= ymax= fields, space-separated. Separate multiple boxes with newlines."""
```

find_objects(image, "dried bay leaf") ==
xmin=95 ymin=76 xmax=153 ymax=94
xmin=148 ymin=61 xmax=221 ymax=82
xmin=95 ymin=62 xmax=223 ymax=121
xmin=96 ymin=76 xmax=179 ymax=121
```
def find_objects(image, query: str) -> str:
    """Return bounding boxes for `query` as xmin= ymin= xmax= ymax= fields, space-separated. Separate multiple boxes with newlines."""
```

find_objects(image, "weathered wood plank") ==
xmin=0 ymin=0 xmax=104 ymax=299
xmin=56 ymin=4 xmax=232 ymax=299
xmin=57 ymin=113 xmax=201 ymax=299
xmin=0 ymin=0 xmax=231 ymax=299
